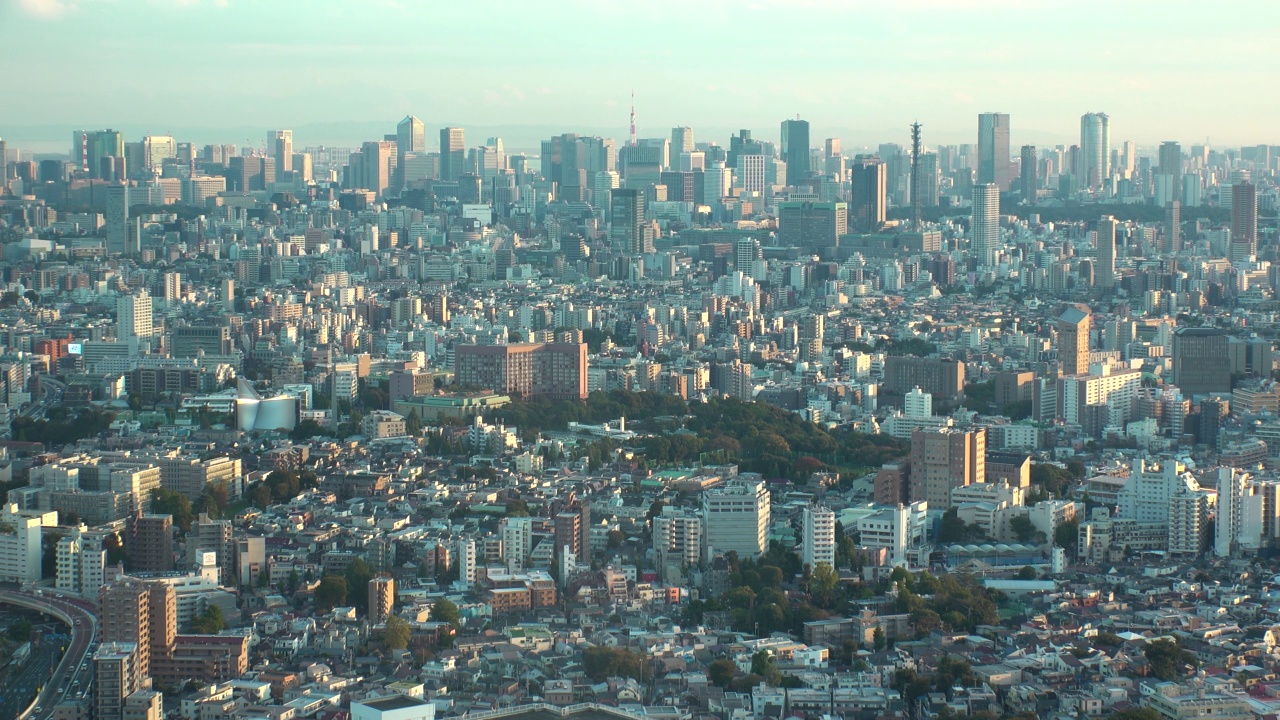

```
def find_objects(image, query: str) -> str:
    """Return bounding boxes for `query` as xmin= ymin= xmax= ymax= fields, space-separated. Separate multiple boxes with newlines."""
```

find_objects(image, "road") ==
xmin=19 ymin=377 xmax=64 ymax=421
xmin=0 ymin=590 xmax=97 ymax=720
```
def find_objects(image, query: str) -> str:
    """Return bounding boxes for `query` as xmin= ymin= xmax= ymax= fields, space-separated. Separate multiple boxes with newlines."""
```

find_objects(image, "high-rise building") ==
xmin=118 ymin=292 xmax=153 ymax=346
xmin=1019 ymin=145 xmax=1037 ymax=203
xmin=702 ymin=478 xmax=771 ymax=559
xmin=236 ymin=537 xmax=265 ymax=586
xmin=971 ymin=183 xmax=1000 ymax=266
xmin=1172 ymin=328 xmax=1231 ymax=397
xmin=189 ymin=513 xmax=234 ymax=584
xmin=106 ymin=183 xmax=130 ymax=255
xmin=780 ymin=118 xmax=811 ymax=186
xmin=800 ymin=504 xmax=835 ymax=571
xmin=1095 ymin=215 xmax=1117 ymax=289
xmin=1079 ymin=112 xmax=1110 ymax=190
xmin=501 ymin=516 xmax=533 ymax=571
xmin=95 ymin=642 xmax=143 ymax=720
xmin=439 ymin=127 xmax=465 ymax=182
xmin=1059 ymin=305 xmax=1091 ymax=377
xmin=0 ymin=503 xmax=42 ymax=583
xmin=368 ymin=576 xmax=395 ymax=623
xmin=850 ymin=157 xmax=887 ymax=233
xmin=1158 ymin=141 xmax=1182 ymax=196
xmin=1165 ymin=201 xmax=1182 ymax=254
xmin=397 ymin=116 xmax=426 ymax=154
xmin=100 ymin=580 xmax=175 ymax=678
xmin=161 ymin=272 xmax=181 ymax=305
xmin=671 ymin=126 xmax=694 ymax=160
xmin=882 ymin=356 xmax=965 ymax=400
xmin=456 ymin=538 xmax=476 ymax=587
xmin=1215 ymin=466 xmax=1251 ymax=557
xmin=130 ymin=515 xmax=174 ymax=573
xmin=977 ymin=112 xmax=1010 ymax=190
xmin=1232 ymin=180 xmax=1258 ymax=256
xmin=777 ymin=201 xmax=848 ymax=249
xmin=142 ymin=135 xmax=176 ymax=174
xmin=268 ymin=130 xmax=293 ymax=173
xmin=455 ymin=342 xmax=588 ymax=401
xmin=909 ymin=427 xmax=986 ymax=508
xmin=609 ymin=188 xmax=648 ymax=254
xmin=652 ymin=506 xmax=702 ymax=577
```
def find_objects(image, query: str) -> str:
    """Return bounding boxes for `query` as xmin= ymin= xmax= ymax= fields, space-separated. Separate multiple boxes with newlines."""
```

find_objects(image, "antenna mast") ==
xmin=910 ymin=121 xmax=922 ymax=231
xmin=629 ymin=91 xmax=637 ymax=146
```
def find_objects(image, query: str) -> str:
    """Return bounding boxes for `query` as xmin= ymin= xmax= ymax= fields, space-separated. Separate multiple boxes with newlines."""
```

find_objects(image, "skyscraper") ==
xmin=1096 ymin=215 xmax=1117 ymax=289
xmin=397 ymin=115 xmax=426 ymax=153
xmin=1158 ymin=141 xmax=1182 ymax=195
xmin=1165 ymin=201 xmax=1182 ymax=254
xmin=439 ymin=127 xmax=465 ymax=182
xmin=1172 ymin=328 xmax=1231 ymax=397
xmin=1058 ymin=305 xmax=1091 ymax=376
xmin=851 ymin=157 xmax=887 ymax=233
xmin=909 ymin=427 xmax=986 ymax=508
xmin=780 ymin=118 xmax=810 ymax=186
xmin=977 ymin=112 xmax=1010 ymax=190
xmin=1232 ymin=180 xmax=1258 ymax=255
xmin=1079 ymin=112 xmax=1110 ymax=190
xmin=610 ymin=188 xmax=648 ymax=254
xmin=671 ymin=126 xmax=694 ymax=160
xmin=268 ymin=130 xmax=293 ymax=173
xmin=1019 ymin=145 xmax=1037 ymax=203
xmin=971 ymin=183 xmax=999 ymax=266
xmin=106 ymin=183 xmax=130 ymax=255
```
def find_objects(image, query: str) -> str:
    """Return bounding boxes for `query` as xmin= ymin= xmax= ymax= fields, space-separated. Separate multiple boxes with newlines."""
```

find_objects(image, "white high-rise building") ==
xmin=801 ymin=504 xmax=836 ymax=571
xmin=1096 ymin=215 xmax=1117 ymax=289
xmin=1215 ymin=466 xmax=1253 ymax=557
xmin=904 ymin=387 xmax=933 ymax=418
xmin=703 ymin=478 xmax=771 ymax=559
xmin=456 ymin=538 xmax=476 ymax=587
xmin=1167 ymin=482 xmax=1209 ymax=555
xmin=117 ymin=291 xmax=153 ymax=349
xmin=856 ymin=501 xmax=929 ymax=567
xmin=653 ymin=506 xmax=702 ymax=581
xmin=1117 ymin=458 xmax=1194 ymax=523
xmin=1079 ymin=112 xmax=1110 ymax=191
xmin=501 ymin=516 xmax=533 ymax=571
xmin=269 ymin=130 xmax=293 ymax=173
xmin=0 ymin=503 xmax=44 ymax=583
xmin=162 ymin=272 xmax=181 ymax=305
xmin=738 ymin=154 xmax=766 ymax=195
xmin=971 ymin=183 xmax=1000 ymax=266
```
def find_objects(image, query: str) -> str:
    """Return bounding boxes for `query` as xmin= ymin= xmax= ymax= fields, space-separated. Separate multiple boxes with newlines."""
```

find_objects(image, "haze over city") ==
xmin=3 ymin=0 xmax=1279 ymax=150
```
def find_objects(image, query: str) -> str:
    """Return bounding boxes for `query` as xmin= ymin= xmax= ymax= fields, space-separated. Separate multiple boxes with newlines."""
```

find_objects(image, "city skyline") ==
xmin=3 ymin=0 xmax=1279 ymax=151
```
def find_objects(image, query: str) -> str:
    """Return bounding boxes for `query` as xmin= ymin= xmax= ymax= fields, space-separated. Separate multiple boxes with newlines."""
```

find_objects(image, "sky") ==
xmin=2 ymin=0 xmax=1278 ymax=154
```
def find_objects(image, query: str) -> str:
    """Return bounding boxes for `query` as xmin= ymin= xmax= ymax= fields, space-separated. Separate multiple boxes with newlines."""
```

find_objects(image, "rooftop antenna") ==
xmin=629 ymin=91 xmax=637 ymax=147
xmin=910 ymin=121 xmax=922 ymax=231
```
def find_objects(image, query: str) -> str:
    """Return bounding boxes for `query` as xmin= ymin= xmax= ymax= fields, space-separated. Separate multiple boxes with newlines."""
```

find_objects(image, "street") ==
xmin=0 ymin=590 xmax=97 ymax=720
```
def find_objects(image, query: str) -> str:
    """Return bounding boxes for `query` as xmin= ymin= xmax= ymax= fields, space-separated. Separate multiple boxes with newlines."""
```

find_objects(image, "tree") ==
xmin=873 ymin=627 xmax=886 ymax=651
xmin=750 ymin=650 xmax=782 ymax=686
xmin=383 ymin=614 xmax=411 ymax=650
xmin=1055 ymin=519 xmax=1080 ymax=557
xmin=345 ymin=559 xmax=374 ymax=613
xmin=708 ymin=658 xmax=736 ymax=687
xmin=432 ymin=598 xmax=461 ymax=627
xmin=151 ymin=488 xmax=195 ymax=533
xmin=190 ymin=605 xmax=225 ymax=634
xmin=1009 ymin=515 xmax=1035 ymax=543
xmin=315 ymin=575 xmax=348 ymax=611
xmin=810 ymin=562 xmax=839 ymax=608
xmin=582 ymin=646 xmax=647 ymax=682
xmin=1016 ymin=566 xmax=1038 ymax=580
xmin=405 ymin=410 xmax=423 ymax=437
xmin=1145 ymin=637 xmax=1197 ymax=681
xmin=7 ymin=618 xmax=33 ymax=642
xmin=607 ymin=529 xmax=626 ymax=548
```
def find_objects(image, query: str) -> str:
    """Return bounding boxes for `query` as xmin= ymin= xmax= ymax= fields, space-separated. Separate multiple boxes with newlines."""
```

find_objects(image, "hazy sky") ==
xmin=2 ymin=0 xmax=1278 ymax=152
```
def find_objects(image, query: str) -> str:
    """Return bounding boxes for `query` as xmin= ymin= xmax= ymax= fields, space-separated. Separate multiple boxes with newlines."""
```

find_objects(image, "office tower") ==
xmin=171 ymin=326 xmax=233 ymax=358
xmin=221 ymin=279 xmax=235 ymax=310
xmin=971 ymin=183 xmax=999 ymax=266
xmin=85 ymin=129 xmax=125 ymax=179
xmin=1232 ymin=180 xmax=1258 ymax=256
xmin=439 ymin=127 xmax=465 ymax=181
xmin=592 ymin=170 xmax=619 ymax=216
xmin=909 ymin=427 xmax=985 ymax=507
xmin=1158 ymin=141 xmax=1182 ymax=194
xmin=800 ymin=504 xmax=835 ymax=571
xmin=268 ymin=130 xmax=292 ymax=173
xmin=850 ymin=157 xmax=887 ymax=233
xmin=95 ymin=642 xmax=142 ymax=720
xmin=916 ymin=152 xmax=939 ymax=207
xmin=977 ymin=112 xmax=1010 ymax=190
xmin=1165 ymin=201 xmax=1181 ymax=253
xmin=1173 ymin=328 xmax=1231 ymax=397
xmin=1079 ymin=112 xmax=1109 ymax=190
xmin=882 ymin=357 xmax=965 ymax=400
xmin=0 ymin=137 xmax=8 ymax=180
xmin=454 ymin=342 xmax=588 ymax=400
xmin=293 ymin=153 xmax=313 ymax=182
xmin=781 ymin=118 xmax=811 ymax=186
xmin=1059 ymin=305 xmax=1091 ymax=376
xmin=142 ymin=135 xmax=176 ymax=174
xmin=702 ymin=478 xmax=771 ymax=559
xmin=229 ymin=156 xmax=274 ymax=192
xmin=738 ymin=154 xmax=766 ymax=194
xmin=397 ymin=115 xmax=426 ymax=154
xmin=610 ymin=187 xmax=648 ymax=254
xmin=735 ymin=237 xmax=762 ymax=274
xmin=368 ymin=576 xmax=395 ymax=623
xmin=118 ymin=291 xmax=153 ymax=344
xmin=1229 ymin=335 xmax=1272 ymax=378
xmin=777 ymin=201 xmax=848 ymax=250
xmin=351 ymin=140 xmax=396 ymax=196
xmin=130 ymin=515 xmax=174 ymax=573
xmin=1096 ymin=215 xmax=1116 ymax=289
xmin=671 ymin=126 xmax=694 ymax=160
xmin=107 ymin=183 xmax=130 ymax=255
xmin=1019 ymin=145 xmax=1037 ymax=203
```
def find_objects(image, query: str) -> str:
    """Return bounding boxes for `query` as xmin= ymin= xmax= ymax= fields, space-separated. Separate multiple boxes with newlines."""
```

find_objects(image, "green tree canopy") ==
xmin=315 ymin=575 xmax=348 ymax=611
xmin=384 ymin=614 xmax=410 ymax=650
